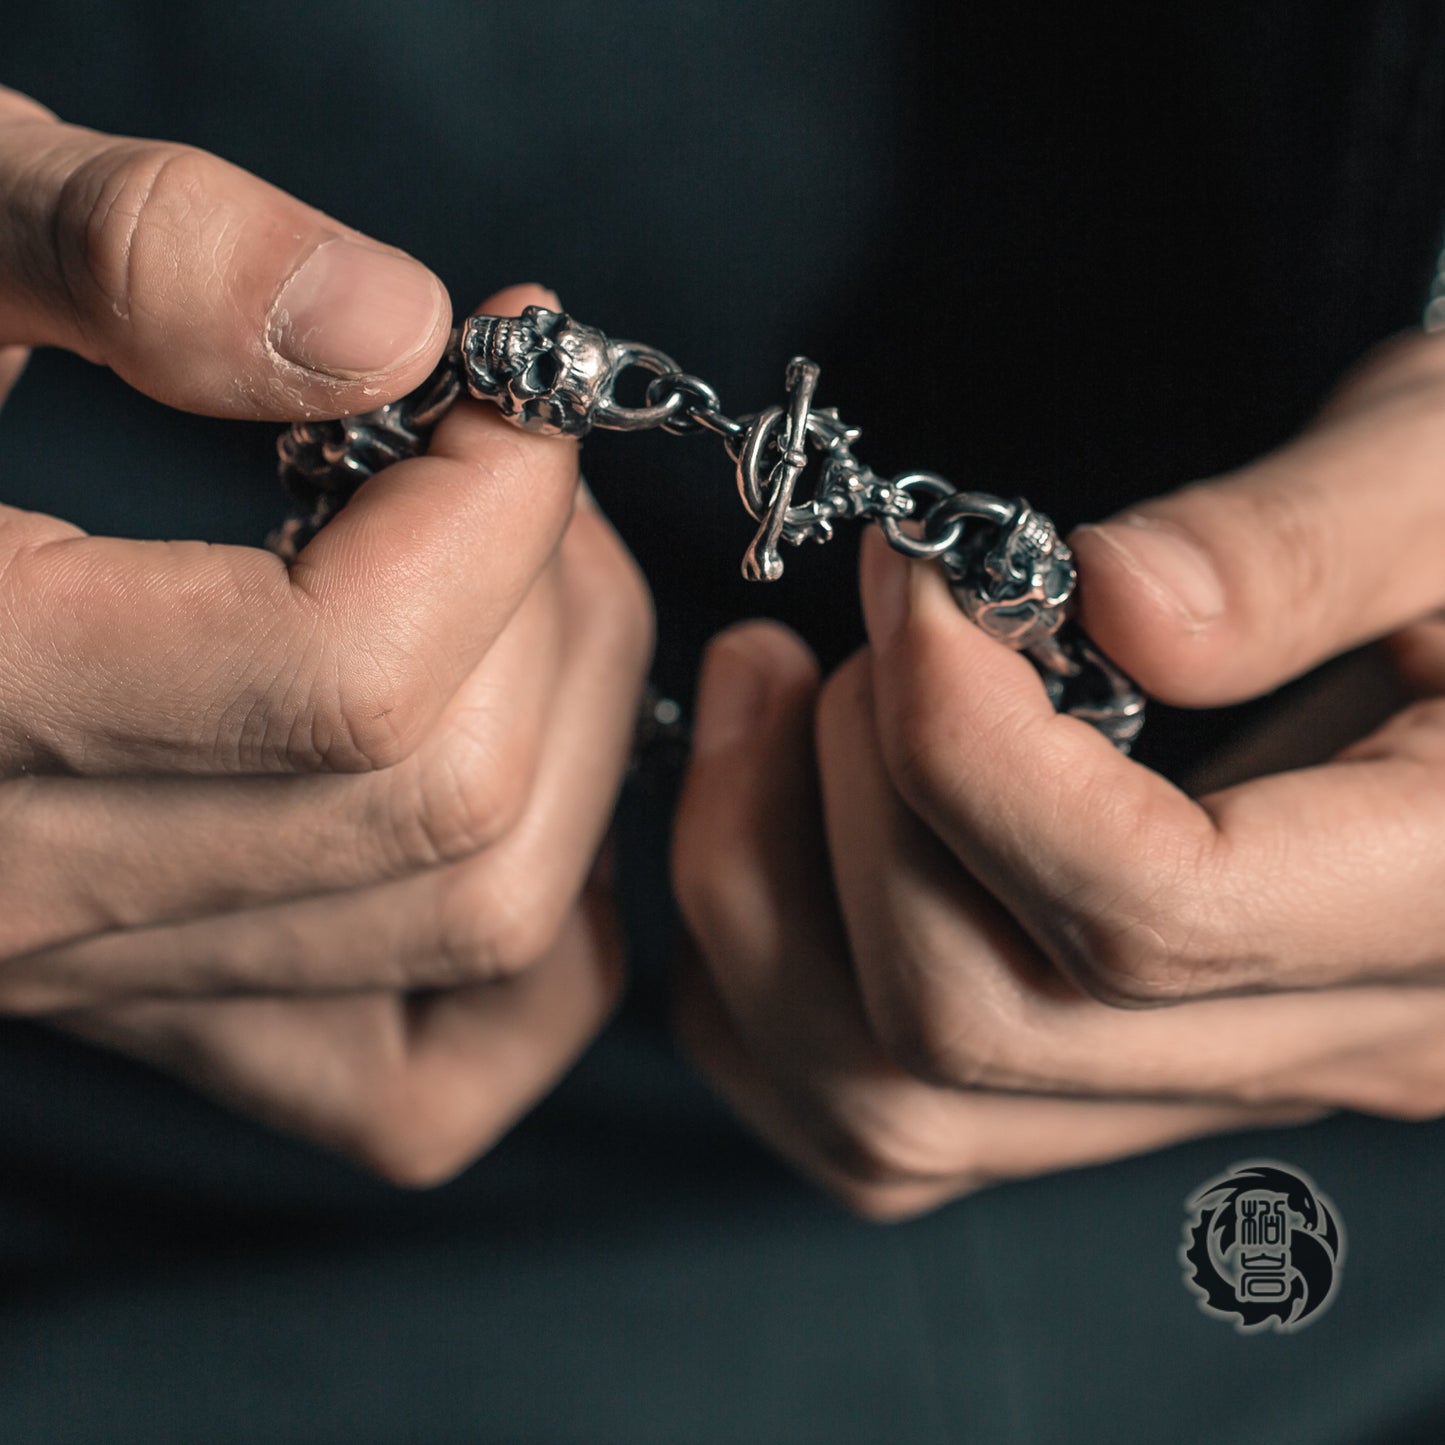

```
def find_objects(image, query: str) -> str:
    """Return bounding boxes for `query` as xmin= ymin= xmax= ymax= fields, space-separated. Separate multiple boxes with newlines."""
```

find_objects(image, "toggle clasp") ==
xmin=739 ymin=358 xmax=820 ymax=581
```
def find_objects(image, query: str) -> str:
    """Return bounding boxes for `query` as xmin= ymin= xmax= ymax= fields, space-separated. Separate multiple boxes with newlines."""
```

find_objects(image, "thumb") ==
xmin=1069 ymin=335 xmax=1445 ymax=706
xmin=0 ymin=86 xmax=450 ymax=419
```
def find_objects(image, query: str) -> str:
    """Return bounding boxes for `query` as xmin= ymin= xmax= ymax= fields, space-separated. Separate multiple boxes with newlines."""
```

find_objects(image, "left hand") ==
xmin=55 ymin=878 xmax=622 ymax=1185
xmin=672 ymin=330 xmax=1445 ymax=1219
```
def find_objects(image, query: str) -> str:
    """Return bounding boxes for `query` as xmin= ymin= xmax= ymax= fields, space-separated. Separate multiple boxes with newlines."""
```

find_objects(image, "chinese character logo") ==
xmin=1180 ymin=1161 xmax=1345 ymax=1333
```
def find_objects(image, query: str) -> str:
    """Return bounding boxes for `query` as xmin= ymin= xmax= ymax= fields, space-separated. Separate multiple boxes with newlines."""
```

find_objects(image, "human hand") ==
xmin=673 ymin=329 xmax=1445 ymax=1219
xmin=0 ymin=88 xmax=653 ymax=1183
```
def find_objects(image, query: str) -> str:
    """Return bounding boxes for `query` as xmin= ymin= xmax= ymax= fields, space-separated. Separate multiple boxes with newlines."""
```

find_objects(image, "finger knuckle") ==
xmin=321 ymin=681 xmax=433 ymax=774
xmin=1037 ymin=836 xmax=1225 ymax=1006
xmin=862 ymin=661 xmax=975 ymax=818
xmin=352 ymin=1130 xmax=478 ymax=1189
xmin=1344 ymin=1070 xmax=1445 ymax=1123
xmin=346 ymin=1095 xmax=491 ymax=1189
xmin=387 ymin=734 xmax=534 ymax=871
xmin=810 ymin=1097 xmax=954 ymax=1193
xmin=283 ymin=643 xmax=438 ymax=775
xmin=1053 ymin=906 xmax=1210 ymax=1006
xmin=53 ymin=141 xmax=205 ymax=334
xmin=885 ymin=709 xmax=950 ymax=813
xmin=419 ymin=753 xmax=532 ymax=865
xmin=876 ymin=989 xmax=1026 ymax=1092
xmin=433 ymin=857 xmax=561 ymax=982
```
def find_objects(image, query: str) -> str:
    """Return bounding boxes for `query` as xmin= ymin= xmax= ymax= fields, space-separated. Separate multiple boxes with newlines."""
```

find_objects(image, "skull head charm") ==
xmin=460 ymin=307 xmax=615 ymax=436
xmin=947 ymin=500 xmax=1076 ymax=650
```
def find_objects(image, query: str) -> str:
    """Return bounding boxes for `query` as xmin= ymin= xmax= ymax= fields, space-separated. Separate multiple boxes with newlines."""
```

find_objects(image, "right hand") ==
xmin=0 ymin=87 xmax=654 ymax=1183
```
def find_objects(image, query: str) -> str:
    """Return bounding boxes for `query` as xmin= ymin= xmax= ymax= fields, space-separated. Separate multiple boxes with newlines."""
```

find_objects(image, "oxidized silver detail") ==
xmin=939 ymin=498 xmax=1076 ymax=652
xmin=592 ymin=343 xmax=690 ymax=432
xmin=272 ymin=309 xmax=1147 ymax=749
xmin=270 ymin=334 xmax=464 ymax=560
xmin=460 ymin=307 xmax=615 ymax=436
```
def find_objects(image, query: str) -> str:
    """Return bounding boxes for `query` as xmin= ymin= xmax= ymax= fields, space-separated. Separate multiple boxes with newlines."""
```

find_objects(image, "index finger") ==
xmin=0 ymin=286 xmax=580 ymax=775
xmin=858 ymin=529 xmax=1224 ymax=1006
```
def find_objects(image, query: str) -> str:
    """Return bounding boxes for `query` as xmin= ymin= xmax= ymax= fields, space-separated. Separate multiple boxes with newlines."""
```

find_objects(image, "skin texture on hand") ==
xmin=673 ymin=329 xmax=1445 ymax=1220
xmin=0 ymin=85 xmax=450 ymax=416
xmin=0 ymin=87 xmax=654 ymax=1185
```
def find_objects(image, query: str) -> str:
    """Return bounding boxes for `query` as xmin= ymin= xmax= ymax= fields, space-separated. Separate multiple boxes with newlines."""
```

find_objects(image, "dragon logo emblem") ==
xmin=1181 ymin=1160 xmax=1345 ymax=1333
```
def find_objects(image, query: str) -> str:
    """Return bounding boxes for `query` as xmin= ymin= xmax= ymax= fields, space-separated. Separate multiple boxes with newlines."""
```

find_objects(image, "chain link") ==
xmin=876 ymin=474 xmax=966 ymax=558
xmin=641 ymin=371 xmax=736 ymax=439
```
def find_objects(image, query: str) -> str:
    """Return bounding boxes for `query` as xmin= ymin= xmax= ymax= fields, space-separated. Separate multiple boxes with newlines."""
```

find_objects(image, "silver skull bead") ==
xmin=460 ymin=307 xmax=615 ymax=436
xmin=951 ymin=501 xmax=1076 ymax=650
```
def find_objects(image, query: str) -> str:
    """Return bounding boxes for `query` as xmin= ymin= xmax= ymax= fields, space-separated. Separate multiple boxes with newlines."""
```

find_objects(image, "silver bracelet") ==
xmin=270 ymin=307 xmax=1145 ymax=752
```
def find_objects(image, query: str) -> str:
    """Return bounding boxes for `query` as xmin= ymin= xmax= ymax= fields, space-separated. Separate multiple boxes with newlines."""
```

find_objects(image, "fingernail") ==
xmin=269 ymin=239 xmax=447 ymax=378
xmin=861 ymin=527 xmax=911 ymax=649
xmin=1083 ymin=514 xmax=1226 ymax=628
xmin=691 ymin=639 xmax=769 ymax=761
